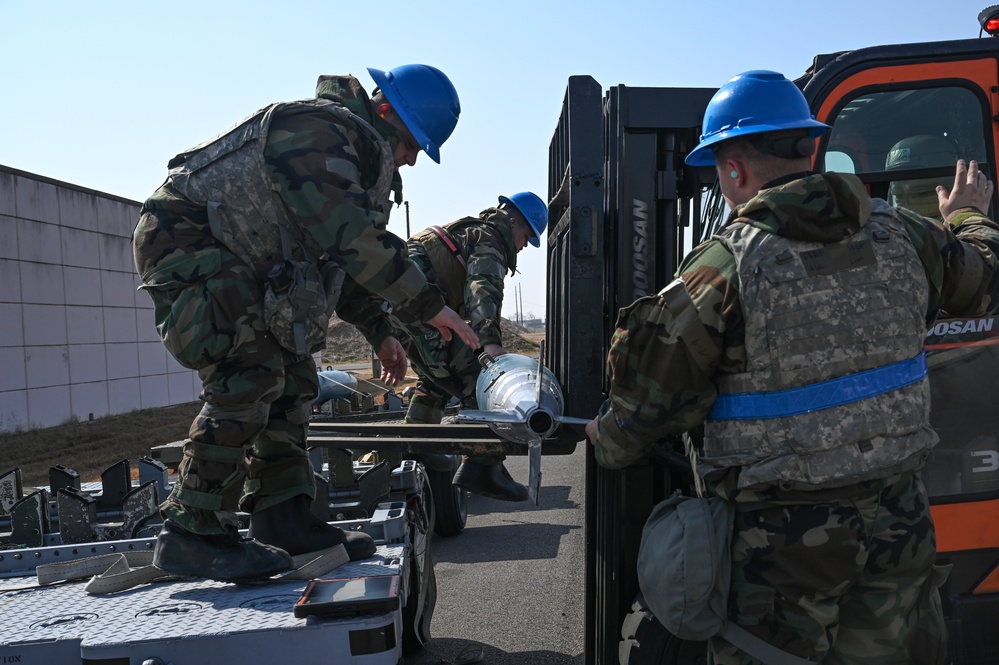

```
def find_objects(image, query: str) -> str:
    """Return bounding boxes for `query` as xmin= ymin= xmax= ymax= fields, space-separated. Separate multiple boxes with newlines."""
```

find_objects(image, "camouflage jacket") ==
xmin=410 ymin=208 xmax=518 ymax=345
xmin=592 ymin=171 xmax=999 ymax=503
xmin=133 ymin=75 xmax=444 ymax=330
xmin=343 ymin=208 xmax=518 ymax=349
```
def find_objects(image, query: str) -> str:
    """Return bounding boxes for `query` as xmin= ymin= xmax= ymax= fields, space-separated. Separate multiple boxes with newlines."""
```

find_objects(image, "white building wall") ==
xmin=0 ymin=165 xmax=200 ymax=432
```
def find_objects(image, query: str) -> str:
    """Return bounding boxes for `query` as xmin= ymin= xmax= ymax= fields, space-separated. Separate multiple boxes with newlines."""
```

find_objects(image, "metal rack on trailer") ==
xmin=0 ymin=452 xmax=421 ymax=665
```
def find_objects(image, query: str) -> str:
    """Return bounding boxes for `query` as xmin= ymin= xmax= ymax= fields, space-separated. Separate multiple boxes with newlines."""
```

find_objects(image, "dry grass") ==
xmin=1 ymin=402 xmax=201 ymax=488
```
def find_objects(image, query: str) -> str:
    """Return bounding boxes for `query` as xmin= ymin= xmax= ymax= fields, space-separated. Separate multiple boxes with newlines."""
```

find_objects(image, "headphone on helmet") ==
xmin=748 ymin=134 xmax=816 ymax=159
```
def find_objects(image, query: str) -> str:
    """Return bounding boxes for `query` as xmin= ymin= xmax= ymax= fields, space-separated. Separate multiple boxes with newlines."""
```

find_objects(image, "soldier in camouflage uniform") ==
xmin=885 ymin=134 xmax=962 ymax=221
xmin=362 ymin=192 xmax=548 ymax=501
xmin=585 ymin=70 xmax=999 ymax=664
xmin=133 ymin=64 xmax=479 ymax=582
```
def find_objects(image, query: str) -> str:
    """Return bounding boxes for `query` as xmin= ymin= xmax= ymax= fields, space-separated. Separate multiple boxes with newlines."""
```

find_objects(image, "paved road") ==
xmin=404 ymin=446 xmax=586 ymax=664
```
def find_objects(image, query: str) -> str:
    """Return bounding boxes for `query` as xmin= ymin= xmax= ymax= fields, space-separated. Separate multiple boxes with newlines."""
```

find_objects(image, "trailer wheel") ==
xmin=619 ymin=595 xmax=708 ymax=665
xmin=402 ymin=481 xmax=436 ymax=656
xmin=427 ymin=467 xmax=467 ymax=537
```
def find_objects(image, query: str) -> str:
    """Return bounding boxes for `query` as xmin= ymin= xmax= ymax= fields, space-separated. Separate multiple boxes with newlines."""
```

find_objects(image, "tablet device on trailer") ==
xmin=294 ymin=575 xmax=401 ymax=619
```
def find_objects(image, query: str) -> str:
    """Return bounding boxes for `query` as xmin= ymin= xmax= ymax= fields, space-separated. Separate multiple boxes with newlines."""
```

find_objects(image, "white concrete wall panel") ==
xmin=22 ymin=304 xmax=68 ymax=346
xmin=60 ymin=226 xmax=101 ymax=269
xmin=14 ymin=177 xmax=60 ymax=225
xmin=0 ymin=166 xmax=200 ymax=431
xmin=22 ymin=305 xmax=66 ymax=350
xmin=138 ymin=341 xmax=168 ymax=376
xmin=64 ymin=266 xmax=104 ymax=307
xmin=17 ymin=218 xmax=62 ymax=265
xmin=66 ymin=305 xmax=106 ymax=344
xmin=98 ymin=197 xmax=136 ymax=238
xmin=108 ymin=377 xmax=142 ymax=415
xmin=103 ymin=307 xmax=138 ymax=343
xmin=70 ymin=381 xmax=110 ymax=421
xmin=58 ymin=187 xmax=100 ymax=233
xmin=98 ymin=234 xmax=133 ymax=273
xmin=135 ymin=306 xmax=161 ymax=343
xmin=0 ymin=259 xmax=20 ymax=303
xmin=0 ymin=172 xmax=15 ymax=216
xmin=0 ymin=214 xmax=17 ymax=260
xmin=0 ymin=303 xmax=24 ymax=348
xmin=69 ymin=344 xmax=108 ymax=383
xmin=106 ymin=342 xmax=140 ymax=380
xmin=139 ymin=374 xmax=171 ymax=410
xmin=101 ymin=270 xmax=137 ymax=309
xmin=0 ymin=346 xmax=27 ymax=391
xmin=26 ymin=385 xmax=72 ymax=429
xmin=24 ymin=344 xmax=69 ymax=389
xmin=20 ymin=262 xmax=66 ymax=306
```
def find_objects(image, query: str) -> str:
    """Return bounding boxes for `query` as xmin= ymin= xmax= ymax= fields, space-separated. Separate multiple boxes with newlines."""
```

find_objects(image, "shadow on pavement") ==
xmin=432 ymin=520 xmax=579 ymax=563
xmin=405 ymin=637 xmax=584 ymax=664
xmin=465 ymin=485 xmax=579 ymax=514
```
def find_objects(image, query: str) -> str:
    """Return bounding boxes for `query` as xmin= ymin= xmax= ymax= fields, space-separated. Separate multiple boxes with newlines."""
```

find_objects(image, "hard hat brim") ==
xmin=684 ymin=121 xmax=830 ymax=167
xmin=368 ymin=67 xmax=442 ymax=164
xmin=499 ymin=194 xmax=543 ymax=247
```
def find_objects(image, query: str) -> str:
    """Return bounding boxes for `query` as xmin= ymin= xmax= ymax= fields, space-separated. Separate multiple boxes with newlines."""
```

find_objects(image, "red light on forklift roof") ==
xmin=979 ymin=5 xmax=999 ymax=36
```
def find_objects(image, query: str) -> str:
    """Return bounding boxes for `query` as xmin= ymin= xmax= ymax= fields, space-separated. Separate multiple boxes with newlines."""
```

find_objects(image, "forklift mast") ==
xmin=547 ymin=30 xmax=999 ymax=665
xmin=546 ymin=75 xmax=715 ymax=664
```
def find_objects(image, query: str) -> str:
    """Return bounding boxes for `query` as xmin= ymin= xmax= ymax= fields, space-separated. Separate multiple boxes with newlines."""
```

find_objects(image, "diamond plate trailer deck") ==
xmin=0 ymin=460 xmax=423 ymax=665
xmin=0 ymin=544 xmax=406 ymax=665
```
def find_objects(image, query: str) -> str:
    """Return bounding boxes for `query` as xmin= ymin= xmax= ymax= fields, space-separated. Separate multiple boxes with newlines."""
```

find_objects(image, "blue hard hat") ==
xmin=368 ymin=64 xmax=461 ymax=164
xmin=685 ymin=70 xmax=830 ymax=167
xmin=499 ymin=192 xmax=547 ymax=248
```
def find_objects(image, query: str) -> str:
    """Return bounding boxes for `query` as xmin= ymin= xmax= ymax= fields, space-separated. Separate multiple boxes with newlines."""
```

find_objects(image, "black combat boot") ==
xmin=249 ymin=494 xmax=377 ymax=560
xmin=153 ymin=520 xmax=293 ymax=582
xmin=452 ymin=459 xmax=529 ymax=502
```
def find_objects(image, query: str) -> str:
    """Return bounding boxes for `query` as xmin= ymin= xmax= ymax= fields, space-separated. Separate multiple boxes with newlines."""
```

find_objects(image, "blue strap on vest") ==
xmin=708 ymin=352 xmax=927 ymax=421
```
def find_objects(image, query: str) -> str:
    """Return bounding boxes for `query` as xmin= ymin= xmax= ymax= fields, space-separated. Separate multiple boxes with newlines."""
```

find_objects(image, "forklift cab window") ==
xmin=822 ymin=85 xmax=989 ymax=218
xmin=824 ymin=85 xmax=999 ymax=503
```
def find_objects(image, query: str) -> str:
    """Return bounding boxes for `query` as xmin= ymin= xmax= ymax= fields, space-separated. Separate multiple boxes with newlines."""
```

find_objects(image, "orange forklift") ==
xmin=545 ymin=6 xmax=999 ymax=664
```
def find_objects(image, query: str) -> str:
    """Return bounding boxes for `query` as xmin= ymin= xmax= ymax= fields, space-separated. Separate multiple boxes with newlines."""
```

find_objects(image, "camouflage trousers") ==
xmin=396 ymin=320 xmax=499 ymax=465
xmin=138 ymin=238 xmax=320 ymax=536
xmin=710 ymin=473 xmax=948 ymax=665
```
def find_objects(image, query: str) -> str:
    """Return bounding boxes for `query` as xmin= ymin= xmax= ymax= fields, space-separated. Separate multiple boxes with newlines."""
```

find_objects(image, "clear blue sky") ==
xmin=1 ymin=0 xmax=993 ymax=319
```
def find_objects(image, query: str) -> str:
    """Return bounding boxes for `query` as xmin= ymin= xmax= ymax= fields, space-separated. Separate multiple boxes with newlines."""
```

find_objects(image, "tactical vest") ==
xmin=164 ymin=99 xmax=395 ymax=355
xmin=409 ymin=213 xmax=514 ymax=319
xmin=703 ymin=200 xmax=938 ymax=490
xmin=166 ymin=98 xmax=394 ymax=278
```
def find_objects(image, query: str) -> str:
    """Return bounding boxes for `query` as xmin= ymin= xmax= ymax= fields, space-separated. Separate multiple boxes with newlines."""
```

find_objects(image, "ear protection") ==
xmin=772 ymin=136 xmax=816 ymax=158
xmin=730 ymin=170 xmax=739 ymax=179
xmin=749 ymin=135 xmax=816 ymax=159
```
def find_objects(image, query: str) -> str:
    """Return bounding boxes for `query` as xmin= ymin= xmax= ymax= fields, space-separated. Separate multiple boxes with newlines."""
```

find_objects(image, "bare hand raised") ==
xmin=939 ymin=159 xmax=994 ymax=221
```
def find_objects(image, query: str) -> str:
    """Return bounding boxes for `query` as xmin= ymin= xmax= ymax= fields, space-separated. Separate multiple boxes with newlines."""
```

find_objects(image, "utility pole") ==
xmin=405 ymin=201 xmax=410 ymax=238
xmin=518 ymin=284 xmax=524 ymax=326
